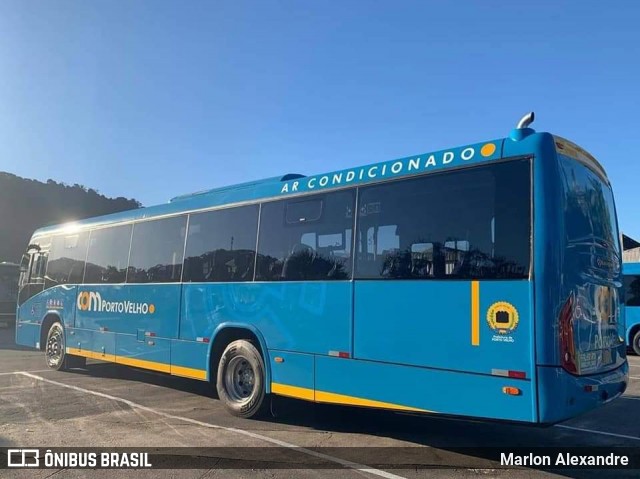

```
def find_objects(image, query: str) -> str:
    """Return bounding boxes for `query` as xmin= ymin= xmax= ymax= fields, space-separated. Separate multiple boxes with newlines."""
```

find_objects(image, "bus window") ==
xmin=127 ymin=216 xmax=187 ymax=283
xmin=83 ymin=224 xmax=133 ymax=284
xmin=625 ymin=275 xmax=640 ymax=307
xmin=183 ymin=205 xmax=258 ymax=282
xmin=256 ymin=190 xmax=355 ymax=281
xmin=31 ymin=253 xmax=48 ymax=284
xmin=355 ymin=160 xmax=530 ymax=280
xmin=47 ymin=232 xmax=89 ymax=285
xmin=286 ymin=199 xmax=323 ymax=224
xmin=17 ymin=237 xmax=51 ymax=305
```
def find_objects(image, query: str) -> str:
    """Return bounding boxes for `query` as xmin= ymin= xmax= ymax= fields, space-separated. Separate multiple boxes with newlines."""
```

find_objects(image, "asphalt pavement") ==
xmin=1 ymin=325 xmax=639 ymax=478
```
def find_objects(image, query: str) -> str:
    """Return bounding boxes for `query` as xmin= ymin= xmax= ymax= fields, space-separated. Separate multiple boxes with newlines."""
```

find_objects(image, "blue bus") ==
xmin=15 ymin=113 xmax=628 ymax=424
xmin=624 ymin=262 xmax=640 ymax=355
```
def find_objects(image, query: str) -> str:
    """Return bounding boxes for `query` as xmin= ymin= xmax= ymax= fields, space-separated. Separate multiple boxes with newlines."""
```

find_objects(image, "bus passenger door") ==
xmin=15 ymin=240 xmax=50 ymax=348
xmin=17 ymin=246 xmax=49 ymax=310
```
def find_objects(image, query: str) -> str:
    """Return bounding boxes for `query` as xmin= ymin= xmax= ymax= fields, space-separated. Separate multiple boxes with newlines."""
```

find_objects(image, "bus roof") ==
xmin=30 ymin=123 xmax=604 ymax=238
xmin=623 ymin=262 xmax=640 ymax=275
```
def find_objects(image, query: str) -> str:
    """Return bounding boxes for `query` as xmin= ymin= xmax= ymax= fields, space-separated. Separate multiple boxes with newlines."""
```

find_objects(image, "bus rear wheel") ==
xmin=44 ymin=322 xmax=85 ymax=370
xmin=633 ymin=330 xmax=640 ymax=356
xmin=216 ymin=339 xmax=268 ymax=418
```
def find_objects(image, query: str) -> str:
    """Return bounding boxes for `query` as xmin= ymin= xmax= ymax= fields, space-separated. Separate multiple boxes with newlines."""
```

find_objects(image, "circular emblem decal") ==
xmin=487 ymin=301 xmax=519 ymax=335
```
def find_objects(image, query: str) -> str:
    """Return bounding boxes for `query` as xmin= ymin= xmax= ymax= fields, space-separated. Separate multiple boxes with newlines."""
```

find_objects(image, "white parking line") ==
xmin=16 ymin=372 xmax=406 ymax=479
xmin=0 ymin=369 xmax=53 ymax=376
xmin=555 ymin=424 xmax=640 ymax=441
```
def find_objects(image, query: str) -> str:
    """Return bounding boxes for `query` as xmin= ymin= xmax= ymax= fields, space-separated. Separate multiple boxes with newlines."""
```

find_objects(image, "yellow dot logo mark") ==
xmin=480 ymin=143 xmax=496 ymax=157
xmin=148 ymin=304 xmax=155 ymax=314
xmin=78 ymin=292 xmax=90 ymax=311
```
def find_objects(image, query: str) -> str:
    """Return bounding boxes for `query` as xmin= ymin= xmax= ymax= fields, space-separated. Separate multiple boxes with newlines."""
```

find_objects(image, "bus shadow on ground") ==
xmin=266 ymin=398 xmax=640 ymax=479
xmin=73 ymin=361 xmax=217 ymax=398
xmin=69 ymin=362 xmax=640 ymax=479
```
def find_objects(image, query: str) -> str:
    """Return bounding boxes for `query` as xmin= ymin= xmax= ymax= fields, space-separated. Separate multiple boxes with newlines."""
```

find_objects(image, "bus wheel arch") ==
xmin=209 ymin=326 xmax=270 ymax=418
xmin=209 ymin=326 xmax=269 ymax=386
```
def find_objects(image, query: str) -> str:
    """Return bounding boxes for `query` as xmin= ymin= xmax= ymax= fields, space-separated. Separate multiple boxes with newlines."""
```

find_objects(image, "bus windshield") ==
xmin=559 ymin=155 xmax=624 ymax=375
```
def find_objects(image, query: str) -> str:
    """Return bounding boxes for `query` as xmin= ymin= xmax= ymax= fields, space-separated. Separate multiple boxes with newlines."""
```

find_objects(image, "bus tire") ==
xmin=43 ymin=322 xmax=86 ymax=370
xmin=216 ymin=339 xmax=268 ymax=418
xmin=44 ymin=322 xmax=68 ymax=371
xmin=633 ymin=330 xmax=640 ymax=356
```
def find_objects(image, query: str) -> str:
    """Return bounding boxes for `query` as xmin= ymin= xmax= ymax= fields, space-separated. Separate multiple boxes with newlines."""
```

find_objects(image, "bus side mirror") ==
xmin=27 ymin=243 xmax=41 ymax=253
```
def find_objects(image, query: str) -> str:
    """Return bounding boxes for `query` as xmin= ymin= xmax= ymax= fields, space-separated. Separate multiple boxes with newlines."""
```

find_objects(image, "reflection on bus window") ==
xmin=355 ymin=160 xmax=530 ymax=280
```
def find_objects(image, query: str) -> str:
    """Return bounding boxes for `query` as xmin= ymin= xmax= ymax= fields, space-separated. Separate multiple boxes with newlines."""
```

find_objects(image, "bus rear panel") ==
xmin=534 ymin=138 xmax=627 ymax=424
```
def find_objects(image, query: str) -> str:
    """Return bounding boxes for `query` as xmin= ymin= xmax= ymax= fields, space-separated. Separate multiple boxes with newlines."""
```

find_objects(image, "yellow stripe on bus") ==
xmin=66 ymin=347 xmax=116 ymax=363
xmin=271 ymin=382 xmax=315 ymax=401
xmin=65 ymin=347 xmax=206 ymax=380
xmin=471 ymin=280 xmax=480 ymax=346
xmin=115 ymin=355 xmax=171 ymax=373
xmin=271 ymin=382 xmax=430 ymax=413
xmin=63 ymin=351 xmax=430 ymax=411
xmin=171 ymin=364 xmax=208 ymax=380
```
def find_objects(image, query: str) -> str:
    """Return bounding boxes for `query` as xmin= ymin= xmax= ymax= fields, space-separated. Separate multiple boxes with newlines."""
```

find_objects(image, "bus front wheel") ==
xmin=633 ymin=330 xmax=640 ymax=356
xmin=216 ymin=339 xmax=268 ymax=418
xmin=44 ymin=322 xmax=85 ymax=371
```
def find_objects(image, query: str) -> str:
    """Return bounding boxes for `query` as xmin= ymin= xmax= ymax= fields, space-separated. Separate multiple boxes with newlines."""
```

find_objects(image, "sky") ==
xmin=0 ymin=1 xmax=639 ymax=238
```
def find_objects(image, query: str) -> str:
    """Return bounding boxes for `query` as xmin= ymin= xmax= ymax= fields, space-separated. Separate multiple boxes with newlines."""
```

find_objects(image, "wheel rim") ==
xmin=224 ymin=356 xmax=256 ymax=401
xmin=46 ymin=326 xmax=64 ymax=368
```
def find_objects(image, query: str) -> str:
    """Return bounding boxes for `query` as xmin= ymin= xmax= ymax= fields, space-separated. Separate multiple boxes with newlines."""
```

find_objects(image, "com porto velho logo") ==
xmin=77 ymin=292 xmax=156 ymax=315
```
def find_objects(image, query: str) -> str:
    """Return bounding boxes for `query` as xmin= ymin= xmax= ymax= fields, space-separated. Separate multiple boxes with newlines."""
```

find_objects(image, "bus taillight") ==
xmin=559 ymin=294 xmax=577 ymax=374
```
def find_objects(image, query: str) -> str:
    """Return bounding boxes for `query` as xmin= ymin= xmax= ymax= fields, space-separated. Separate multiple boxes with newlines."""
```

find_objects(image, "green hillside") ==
xmin=0 ymin=172 xmax=140 ymax=263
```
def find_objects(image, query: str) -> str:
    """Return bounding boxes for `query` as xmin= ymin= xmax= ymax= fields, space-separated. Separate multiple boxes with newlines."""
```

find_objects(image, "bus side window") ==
xmin=127 ymin=216 xmax=187 ymax=284
xmin=30 ymin=252 xmax=48 ymax=284
xmin=256 ymin=190 xmax=355 ymax=281
xmin=83 ymin=224 xmax=132 ymax=284
xmin=354 ymin=160 xmax=530 ymax=280
xmin=19 ymin=254 xmax=30 ymax=288
xmin=183 ymin=205 xmax=259 ymax=283
xmin=47 ymin=233 xmax=89 ymax=285
xmin=626 ymin=275 xmax=640 ymax=307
